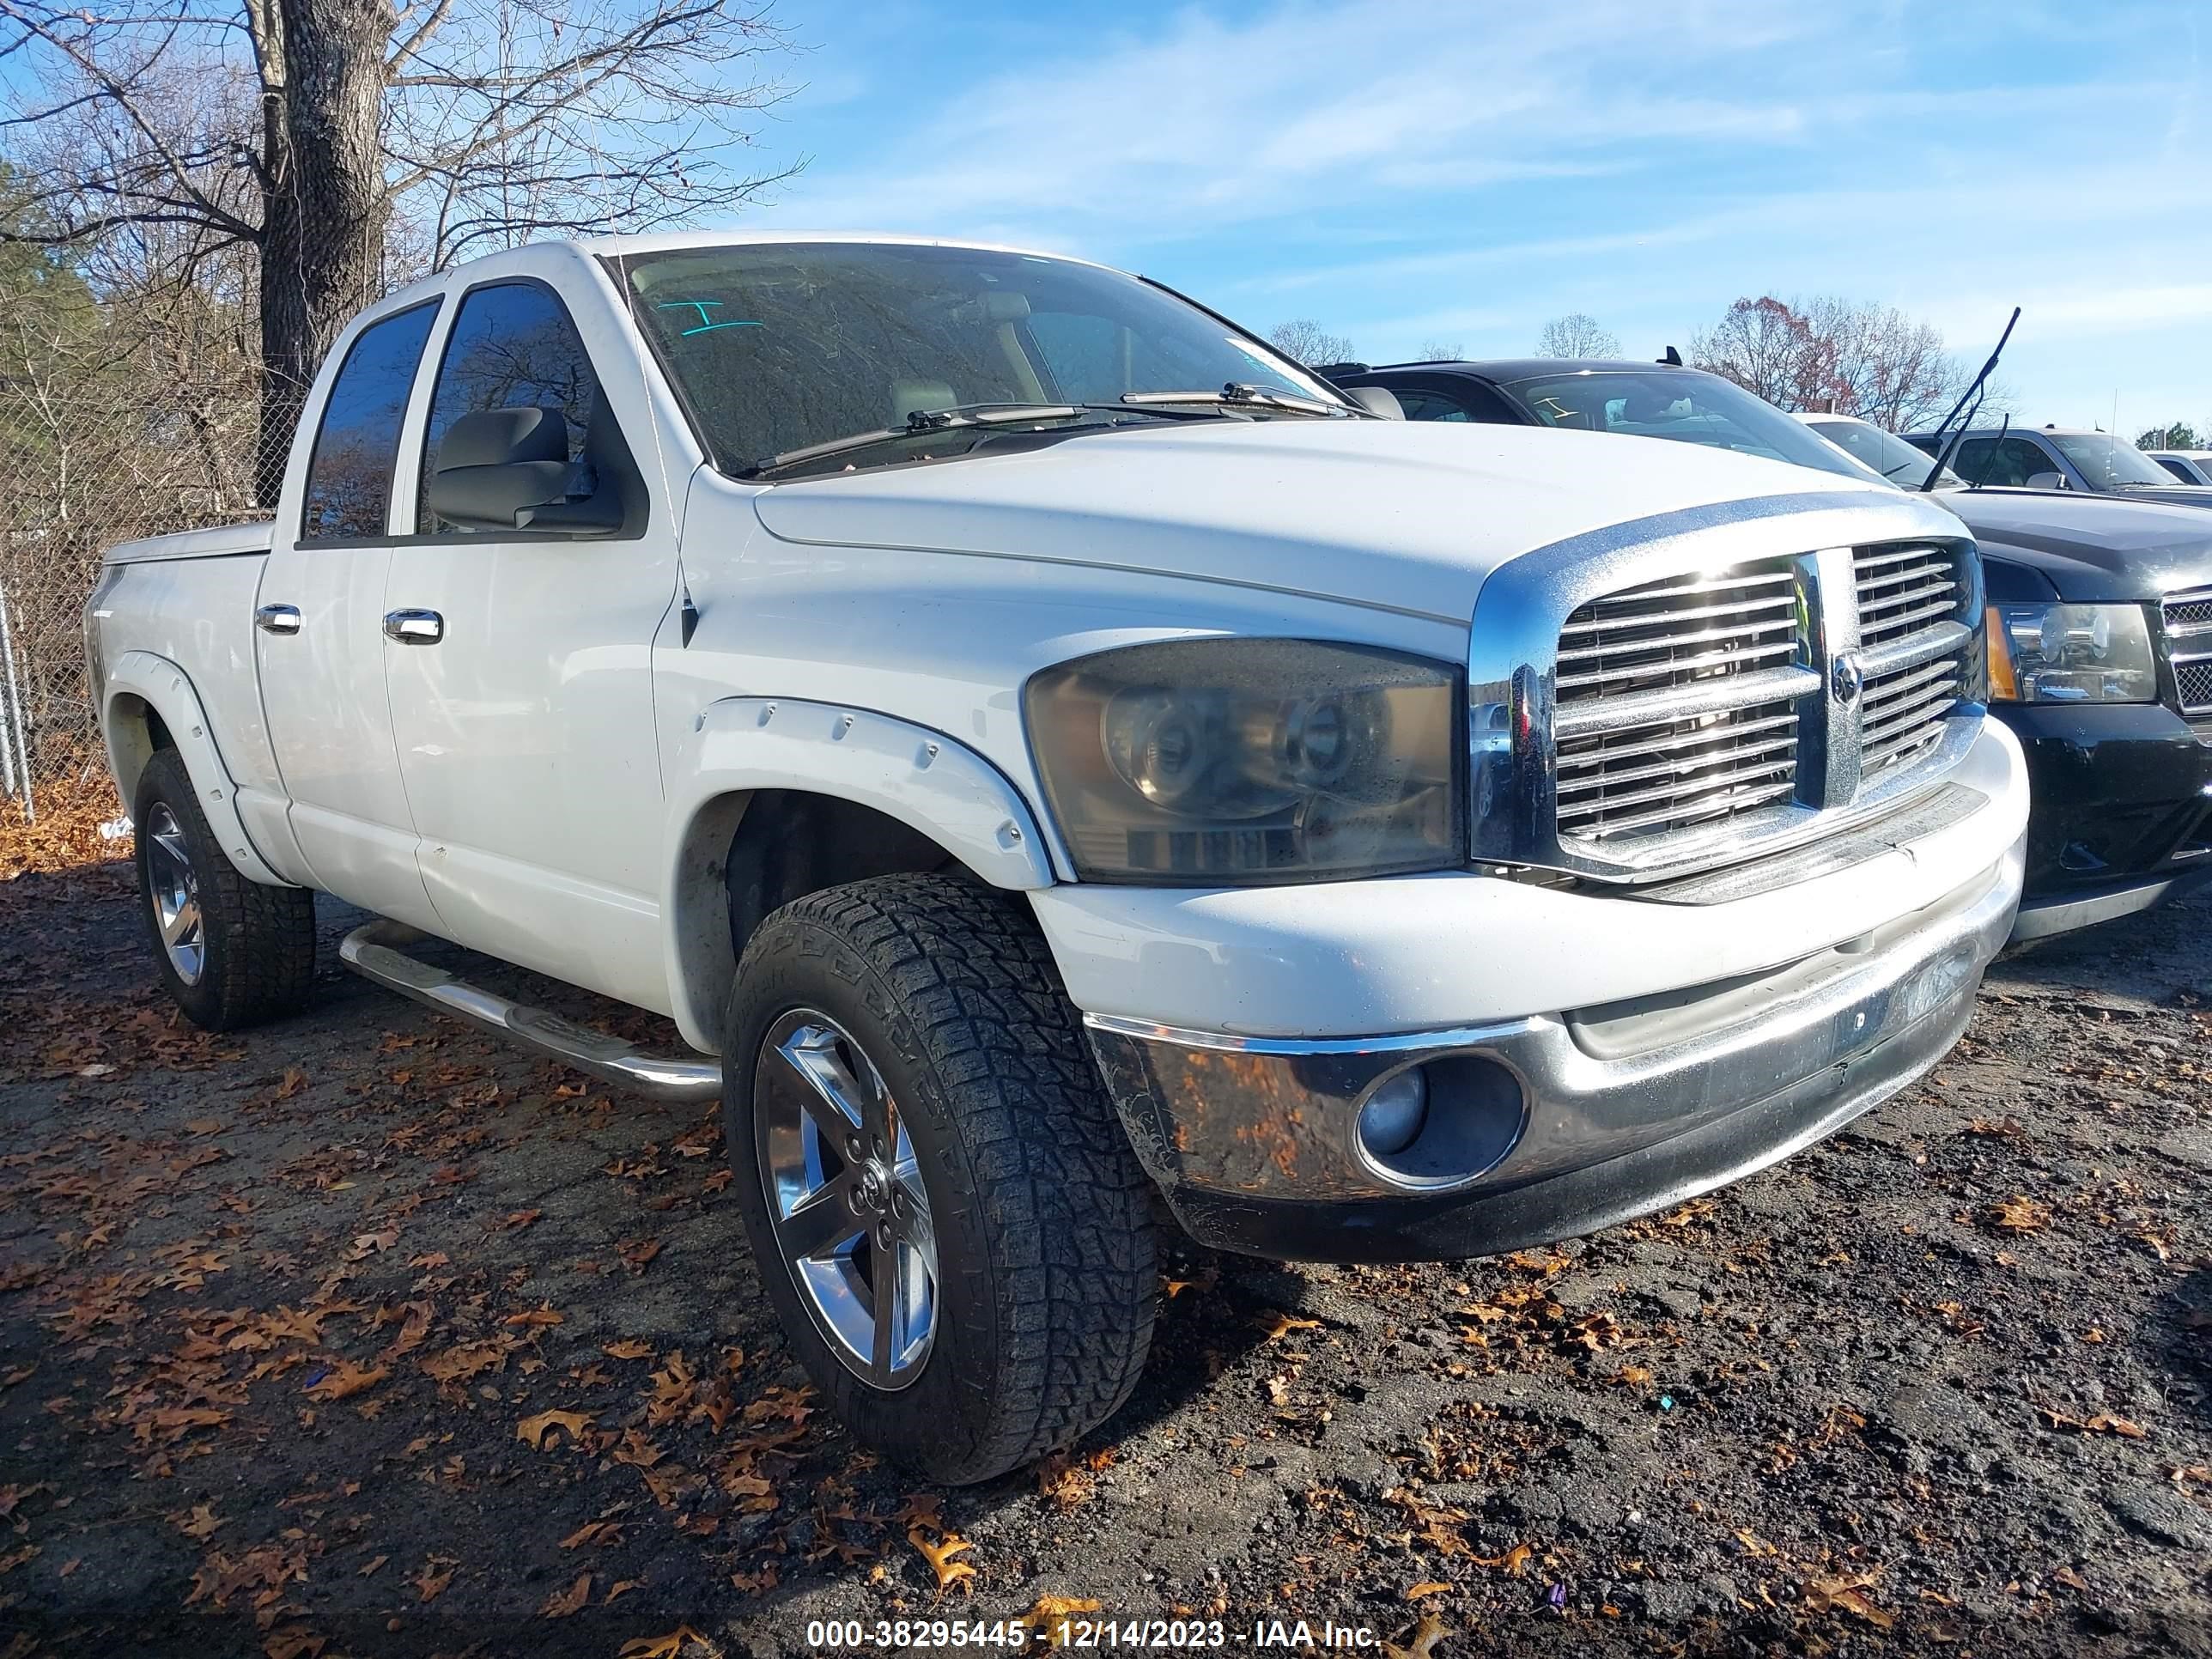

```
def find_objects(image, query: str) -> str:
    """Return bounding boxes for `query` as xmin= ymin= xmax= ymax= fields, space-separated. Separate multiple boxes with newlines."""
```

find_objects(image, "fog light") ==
xmin=1358 ymin=1068 xmax=1429 ymax=1158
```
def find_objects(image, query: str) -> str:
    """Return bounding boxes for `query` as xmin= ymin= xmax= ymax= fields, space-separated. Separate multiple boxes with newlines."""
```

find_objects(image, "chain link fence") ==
xmin=0 ymin=328 xmax=266 ymax=817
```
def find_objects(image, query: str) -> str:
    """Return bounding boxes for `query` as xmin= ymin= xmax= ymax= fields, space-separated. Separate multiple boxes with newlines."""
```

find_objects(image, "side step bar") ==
xmin=338 ymin=920 xmax=722 ymax=1103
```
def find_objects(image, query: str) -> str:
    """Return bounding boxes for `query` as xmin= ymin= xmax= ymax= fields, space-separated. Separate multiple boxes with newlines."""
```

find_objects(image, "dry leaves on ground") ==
xmin=517 ymin=1409 xmax=595 ymax=1451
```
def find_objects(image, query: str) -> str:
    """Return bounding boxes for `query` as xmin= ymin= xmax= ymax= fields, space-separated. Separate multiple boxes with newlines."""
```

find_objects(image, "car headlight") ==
xmin=1024 ymin=638 xmax=1465 ymax=884
xmin=1985 ymin=603 xmax=2156 ymax=703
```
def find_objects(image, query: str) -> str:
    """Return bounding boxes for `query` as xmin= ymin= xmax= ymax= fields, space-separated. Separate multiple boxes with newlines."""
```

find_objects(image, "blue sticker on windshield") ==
xmin=658 ymin=300 xmax=762 ymax=336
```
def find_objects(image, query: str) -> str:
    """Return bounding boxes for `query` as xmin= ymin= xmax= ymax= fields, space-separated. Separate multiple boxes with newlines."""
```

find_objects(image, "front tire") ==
xmin=723 ymin=874 xmax=1158 ymax=1484
xmin=132 ymin=748 xmax=316 ymax=1030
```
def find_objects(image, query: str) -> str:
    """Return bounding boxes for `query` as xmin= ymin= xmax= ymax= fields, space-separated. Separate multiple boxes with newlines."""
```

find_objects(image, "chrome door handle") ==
xmin=383 ymin=608 xmax=444 ymax=645
xmin=255 ymin=603 xmax=301 ymax=635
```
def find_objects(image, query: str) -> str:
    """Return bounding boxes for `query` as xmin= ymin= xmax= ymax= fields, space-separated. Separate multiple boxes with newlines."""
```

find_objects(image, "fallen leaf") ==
xmin=560 ymin=1520 xmax=624 ymax=1550
xmin=303 ymin=1360 xmax=388 ymax=1402
xmin=1382 ymin=1613 xmax=1450 ymax=1659
xmin=1260 ymin=1311 xmax=1321 ymax=1340
xmin=277 ymin=1066 xmax=309 ymax=1098
xmin=604 ymin=1339 xmax=655 ymax=1360
xmin=606 ymin=1577 xmax=644 ymax=1604
xmin=504 ymin=1305 xmax=564 ymax=1329
xmin=1986 ymin=1196 xmax=2048 ymax=1235
xmin=540 ymin=1572 xmax=592 ymax=1618
xmin=170 ymin=1504 xmax=224 ymax=1540
xmin=1472 ymin=1541 xmax=1532 ymax=1576
xmin=619 ymin=1627 xmax=720 ymax=1659
xmin=410 ymin=1559 xmax=456 ymax=1602
xmin=263 ymin=1628 xmax=325 ymax=1659
xmin=501 ymin=1210 xmax=543 ymax=1231
xmin=184 ymin=1118 xmax=223 ymax=1136
xmin=347 ymin=1227 xmax=398 ymax=1261
xmin=517 ymin=1409 xmax=595 ymax=1451
xmin=358 ymin=1554 xmax=386 ymax=1577
xmin=1806 ymin=1571 xmax=1893 ymax=1630
xmin=617 ymin=1237 xmax=663 ymax=1274
xmin=908 ymin=1525 xmax=976 ymax=1594
xmin=1025 ymin=1595 xmax=1103 ymax=1647
xmin=1405 ymin=1581 xmax=1452 ymax=1600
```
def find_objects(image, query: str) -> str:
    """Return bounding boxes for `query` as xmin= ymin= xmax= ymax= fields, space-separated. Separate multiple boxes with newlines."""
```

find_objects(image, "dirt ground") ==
xmin=2 ymin=847 xmax=2209 ymax=1659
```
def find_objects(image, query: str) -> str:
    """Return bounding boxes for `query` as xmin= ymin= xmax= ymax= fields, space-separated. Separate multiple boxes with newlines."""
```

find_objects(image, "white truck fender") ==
xmin=660 ymin=696 xmax=1056 ymax=1052
xmin=103 ymin=650 xmax=296 ymax=887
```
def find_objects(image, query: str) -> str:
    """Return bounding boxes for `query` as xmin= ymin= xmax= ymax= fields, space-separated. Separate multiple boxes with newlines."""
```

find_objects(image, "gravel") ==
xmin=2 ymin=863 xmax=2208 ymax=1656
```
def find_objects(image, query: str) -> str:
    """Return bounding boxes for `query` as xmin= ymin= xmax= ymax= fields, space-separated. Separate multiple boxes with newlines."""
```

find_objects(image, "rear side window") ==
xmin=418 ymin=282 xmax=600 ymax=533
xmin=299 ymin=302 xmax=439 ymax=542
xmin=1388 ymin=380 xmax=1519 ymax=425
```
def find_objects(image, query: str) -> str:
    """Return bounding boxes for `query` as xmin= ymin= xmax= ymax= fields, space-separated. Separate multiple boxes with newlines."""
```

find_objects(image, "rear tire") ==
xmin=723 ymin=873 xmax=1158 ymax=1484
xmin=131 ymin=748 xmax=316 ymax=1030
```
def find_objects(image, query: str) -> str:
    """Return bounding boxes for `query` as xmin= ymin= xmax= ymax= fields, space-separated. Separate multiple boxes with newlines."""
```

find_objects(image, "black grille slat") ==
xmin=2165 ymin=585 xmax=2212 ymax=716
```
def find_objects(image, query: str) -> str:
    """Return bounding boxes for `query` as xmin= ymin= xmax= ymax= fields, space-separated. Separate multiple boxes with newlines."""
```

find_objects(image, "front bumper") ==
xmin=1086 ymin=836 xmax=2021 ymax=1261
xmin=1997 ymin=701 xmax=2212 ymax=940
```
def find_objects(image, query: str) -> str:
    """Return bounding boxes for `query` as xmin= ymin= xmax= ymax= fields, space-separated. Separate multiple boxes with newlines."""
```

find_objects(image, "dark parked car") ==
xmin=1902 ymin=425 xmax=2212 ymax=510
xmin=1325 ymin=359 xmax=2212 ymax=939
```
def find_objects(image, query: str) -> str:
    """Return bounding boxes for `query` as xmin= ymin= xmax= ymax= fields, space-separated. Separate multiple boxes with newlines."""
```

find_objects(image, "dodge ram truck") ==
xmin=86 ymin=233 xmax=2029 ymax=1482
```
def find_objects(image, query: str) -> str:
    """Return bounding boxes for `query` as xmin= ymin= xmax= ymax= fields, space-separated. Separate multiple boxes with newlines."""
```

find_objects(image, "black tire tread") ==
xmin=738 ymin=874 xmax=1157 ymax=1479
xmin=136 ymin=748 xmax=316 ymax=1030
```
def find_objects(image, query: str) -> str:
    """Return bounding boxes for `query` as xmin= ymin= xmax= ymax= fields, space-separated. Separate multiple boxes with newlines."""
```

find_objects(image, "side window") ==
xmin=299 ymin=303 xmax=439 ymax=543
xmin=418 ymin=282 xmax=600 ymax=533
xmin=1390 ymin=380 xmax=1518 ymax=425
xmin=1394 ymin=386 xmax=1475 ymax=422
xmin=2006 ymin=437 xmax=2063 ymax=485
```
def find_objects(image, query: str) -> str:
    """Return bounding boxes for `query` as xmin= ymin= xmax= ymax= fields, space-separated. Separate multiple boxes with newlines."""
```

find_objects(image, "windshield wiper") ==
xmin=1922 ymin=306 xmax=2020 ymax=491
xmin=741 ymin=402 xmax=1220 ymax=477
xmin=1121 ymin=382 xmax=1364 ymax=417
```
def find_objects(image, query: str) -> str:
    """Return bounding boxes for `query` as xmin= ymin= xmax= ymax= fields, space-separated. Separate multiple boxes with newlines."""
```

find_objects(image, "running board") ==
xmin=338 ymin=920 xmax=721 ymax=1103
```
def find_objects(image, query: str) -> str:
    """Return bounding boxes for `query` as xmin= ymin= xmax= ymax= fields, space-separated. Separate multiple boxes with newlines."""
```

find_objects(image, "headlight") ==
xmin=1024 ymin=638 xmax=1464 ymax=883
xmin=1985 ymin=603 xmax=2156 ymax=703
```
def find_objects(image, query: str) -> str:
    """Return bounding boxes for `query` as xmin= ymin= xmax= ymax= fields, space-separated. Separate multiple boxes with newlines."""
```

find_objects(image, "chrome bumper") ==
xmin=1085 ymin=838 xmax=2024 ymax=1261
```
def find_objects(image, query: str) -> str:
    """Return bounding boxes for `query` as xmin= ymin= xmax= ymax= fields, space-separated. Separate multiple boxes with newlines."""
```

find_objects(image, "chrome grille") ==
xmin=2166 ymin=584 xmax=2212 ymax=717
xmin=1855 ymin=545 xmax=1966 ymax=778
xmin=1553 ymin=556 xmax=1806 ymax=843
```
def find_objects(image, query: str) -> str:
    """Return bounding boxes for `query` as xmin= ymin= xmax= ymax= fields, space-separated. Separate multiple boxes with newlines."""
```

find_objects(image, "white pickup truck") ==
xmin=87 ymin=233 xmax=2028 ymax=1482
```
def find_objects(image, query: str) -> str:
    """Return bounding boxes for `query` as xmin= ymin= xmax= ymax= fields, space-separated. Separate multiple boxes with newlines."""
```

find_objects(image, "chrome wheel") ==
xmin=753 ymin=1009 xmax=938 ymax=1389
xmin=143 ymin=802 xmax=205 ymax=986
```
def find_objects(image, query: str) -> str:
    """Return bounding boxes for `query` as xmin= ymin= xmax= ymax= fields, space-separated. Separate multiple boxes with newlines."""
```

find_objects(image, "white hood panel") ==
xmin=750 ymin=420 xmax=1896 ymax=621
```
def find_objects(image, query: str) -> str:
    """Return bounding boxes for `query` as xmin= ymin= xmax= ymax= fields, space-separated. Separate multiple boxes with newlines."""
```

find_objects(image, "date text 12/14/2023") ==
xmin=801 ymin=1619 xmax=1385 ymax=1649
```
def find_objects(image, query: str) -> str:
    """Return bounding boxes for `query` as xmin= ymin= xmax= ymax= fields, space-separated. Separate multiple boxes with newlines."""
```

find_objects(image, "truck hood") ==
xmin=750 ymin=420 xmax=1908 ymax=622
xmin=1940 ymin=488 xmax=2212 ymax=603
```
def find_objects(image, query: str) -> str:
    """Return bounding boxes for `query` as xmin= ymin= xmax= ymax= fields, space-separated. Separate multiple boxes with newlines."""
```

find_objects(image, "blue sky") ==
xmin=738 ymin=0 xmax=2210 ymax=434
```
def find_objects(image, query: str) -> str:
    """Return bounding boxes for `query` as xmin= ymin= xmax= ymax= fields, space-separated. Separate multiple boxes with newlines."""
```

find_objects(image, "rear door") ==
xmin=256 ymin=299 xmax=446 ymax=927
xmin=380 ymin=276 xmax=681 ymax=1008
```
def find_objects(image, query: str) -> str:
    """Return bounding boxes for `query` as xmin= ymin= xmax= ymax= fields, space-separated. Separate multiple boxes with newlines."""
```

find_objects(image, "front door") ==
xmin=256 ymin=299 xmax=446 ymax=930
xmin=381 ymin=277 xmax=682 ymax=1010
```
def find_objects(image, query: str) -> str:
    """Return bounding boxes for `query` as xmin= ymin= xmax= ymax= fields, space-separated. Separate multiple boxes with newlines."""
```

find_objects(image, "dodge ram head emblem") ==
xmin=1830 ymin=652 xmax=1866 ymax=706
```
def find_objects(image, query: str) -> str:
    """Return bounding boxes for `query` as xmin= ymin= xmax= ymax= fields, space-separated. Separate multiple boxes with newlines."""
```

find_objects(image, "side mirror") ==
xmin=2024 ymin=471 xmax=2069 ymax=491
xmin=426 ymin=407 xmax=623 ymax=533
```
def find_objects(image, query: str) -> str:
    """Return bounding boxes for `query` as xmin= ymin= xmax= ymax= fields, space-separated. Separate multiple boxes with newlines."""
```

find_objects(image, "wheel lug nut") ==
xmin=875 ymin=1223 xmax=894 ymax=1250
xmin=845 ymin=1136 xmax=865 ymax=1160
xmin=890 ymin=1190 xmax=906 ymax=1217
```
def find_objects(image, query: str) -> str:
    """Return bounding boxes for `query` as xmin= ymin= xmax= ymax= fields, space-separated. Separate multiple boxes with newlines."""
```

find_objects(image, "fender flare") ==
xmin=104 ymin=650 xmax=295 ymax=886
xmin=660 ymin=697 xmax=1057 ymax=1051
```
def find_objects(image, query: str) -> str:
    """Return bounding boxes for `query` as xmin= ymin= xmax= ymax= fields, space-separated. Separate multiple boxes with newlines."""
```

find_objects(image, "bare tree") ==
xmin=1267 ymin=319 xmax=1356 ymax=368
xmin=1414 ymin=337 xmax=1464 ymax=362
xmin=1690 ymin=294 xmax=1983 ymax=432
xmin=0 ymin=0 xmax=799 ymax=497
xmin=1535 ymin=313 xmax=1620 ymax=359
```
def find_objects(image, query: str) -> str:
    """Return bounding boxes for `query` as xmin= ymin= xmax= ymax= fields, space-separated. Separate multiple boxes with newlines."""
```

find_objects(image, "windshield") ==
xmin=1808 ymin=418 xmax=1964 ymax=489
xmin=2047 ymin=432 xmax=2180 ymax=489
xmin=616 ymin=242 xmax=1341 ymax=474
xmin=1496 ymin=368 xmax=1869 ymax=481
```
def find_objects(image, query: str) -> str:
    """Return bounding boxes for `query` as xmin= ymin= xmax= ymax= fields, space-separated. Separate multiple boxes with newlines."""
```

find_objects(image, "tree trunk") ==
xmin=254 ymin=0 xmax=391 ymax=506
